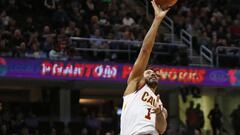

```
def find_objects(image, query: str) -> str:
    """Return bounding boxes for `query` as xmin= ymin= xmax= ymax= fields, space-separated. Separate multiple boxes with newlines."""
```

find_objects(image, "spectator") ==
xmin=230 ymin=20 xmax=240 ymax=38
xmin=10 ymin=29 xmax=24 ymax=56
xmin=0 ymin=10 xmax=11 ymax=29
xmin=65 ymin=21 xmax=78 ymax=36
xmin=198 ymin=31 xmax=211 ymax=47
xmin=208 ymin=103 xmax=222 ymax=135
xmin=41 ymin=36 xmax=54 ymax=55
xmin=186 ymin=101 xmax=197 ymax=135
xmin=49 ymin=44 xmax=67 ymax=61
xmin=230 ymin=105 xmax=240 ymax=135
xmin=99 ymin=11 xmax=110 ymax=26
xmin=90 ymin=15 xmax=99 ymax=26
xmin=42 ymin=25 xmax=55 ymax=38
xmin=6 ymin=0 xmax=18 ymax=16
xmin=90 ymin=28 xmax=109 ymax=60
xmin=0 ymin=34 xmax=11 ymax=56
xmin=52 ymin=5 xmax=69 ymax=28
xmin=8 ymin=19 xmax=17 ymax=32
xmin=118 ymin=3 xmax=128 ymax=20
xmin=27 ymin=32 xmax=39 ymax=48
xmin=121 ymin=28 xmax=135 ymax=41
xmin=11 ymin=29 xmax=23 ymax=46
xmin=84 ymin=0 xmax=96 ymax=17
xmin=15 ymin=42 xmax=27 ymax=58
xmin=71 ymin=4 xmax=85 ymax=27
xmin=122 ymin=12 xmax=135 ymax=26
xmin=23 ymin=16 xmax=36 ymax=37
xmin=109 ymin=10 xmax=121 ymax=25
xmin=26 ymin=33 xmax=47 ymax=59
xmin=195 ymin=104 xmax=204 ymax=132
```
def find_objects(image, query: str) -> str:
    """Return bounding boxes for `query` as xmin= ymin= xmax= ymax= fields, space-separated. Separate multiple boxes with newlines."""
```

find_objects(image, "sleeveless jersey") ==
xmin=120 ymin=85 xmax=162 ymax=135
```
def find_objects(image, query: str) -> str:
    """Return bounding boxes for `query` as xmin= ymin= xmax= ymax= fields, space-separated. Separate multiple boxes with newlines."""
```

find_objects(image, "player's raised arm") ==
xmin=124 ymin=0 xmax=169 ymax=96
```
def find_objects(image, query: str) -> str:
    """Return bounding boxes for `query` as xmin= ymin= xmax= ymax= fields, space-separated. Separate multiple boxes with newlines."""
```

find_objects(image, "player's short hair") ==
xmin=146 ymin=65 xmax=159 ymax=73
xmin=146 ymin=65 xmax=155 ymax=71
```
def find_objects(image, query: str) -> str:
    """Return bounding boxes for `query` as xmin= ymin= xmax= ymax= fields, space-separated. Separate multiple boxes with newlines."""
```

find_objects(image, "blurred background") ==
xmin=0 ymin=0 xmax=240 ymax=135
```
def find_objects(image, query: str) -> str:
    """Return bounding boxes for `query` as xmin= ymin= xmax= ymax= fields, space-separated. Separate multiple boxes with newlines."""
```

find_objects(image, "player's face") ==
xmin=144 ymin=69 xmax=159 ymax=88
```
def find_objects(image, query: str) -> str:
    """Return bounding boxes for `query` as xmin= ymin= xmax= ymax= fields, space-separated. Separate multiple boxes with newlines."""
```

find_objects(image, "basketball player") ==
xmin=120 ymin=1 xmax=168 ymax=135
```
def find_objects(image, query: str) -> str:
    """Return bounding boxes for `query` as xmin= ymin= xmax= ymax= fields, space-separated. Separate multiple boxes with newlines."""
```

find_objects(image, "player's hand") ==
xmin=151 ymin=0 xmax=169 ymax=20
xmin=152 ymin=94 xmax=163 ymax=114
xmin=152 ymin=107 xmax=163 ymax=114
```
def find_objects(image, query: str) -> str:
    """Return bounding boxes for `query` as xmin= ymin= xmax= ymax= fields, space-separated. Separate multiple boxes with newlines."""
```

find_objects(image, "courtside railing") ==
xmin=200 ymin=45 xmax=214 ymax=67
xmin=70 ymin=37 xmax=186 ymax=62
xmin=138 ymin=0 xmax=201 ymax=65
xmin=180 ymin=30 xmax=193 ymax=57
xmin=162 ymin=16 xmax=175 ymax=43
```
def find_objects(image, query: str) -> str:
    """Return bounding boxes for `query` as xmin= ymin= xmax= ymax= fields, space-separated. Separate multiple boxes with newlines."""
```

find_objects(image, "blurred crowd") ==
xmin=172 ymin=0 xmax=240 ymax=51
xmin=0 ymin=0 xmax=188 ymax=65
xmin=0 ymin=0 xmax=240 ymax=67
xmin=170 ymin=0 xmax=240 ymax=67
xmin=0 ymin=0 xmax=137 ymax=60
xmin=0 ymin=102 xmax=119 ymax=135
xmin=1 ymin=100 xmax=240 ymax=135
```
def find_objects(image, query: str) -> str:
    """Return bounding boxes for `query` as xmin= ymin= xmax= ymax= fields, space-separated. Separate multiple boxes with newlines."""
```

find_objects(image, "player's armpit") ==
xmin=124 ymin=78 xmax=139 ymax=96
xmin=127 ymin=48 xmax=151 ymax=84
xmin=124 ymin=77 xmax=145 ymax=96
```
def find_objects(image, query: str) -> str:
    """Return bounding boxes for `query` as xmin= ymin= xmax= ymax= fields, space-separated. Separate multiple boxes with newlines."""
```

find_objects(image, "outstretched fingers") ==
xmin=151 ymin=0 xmax=162 ymax=12
xmin=150 ymin=0 xmax=170 ymax=19
xmin=156 ymin=94 xmax=163 ymax=108
xmin=151 ymin=94 xmax=163 ymax=114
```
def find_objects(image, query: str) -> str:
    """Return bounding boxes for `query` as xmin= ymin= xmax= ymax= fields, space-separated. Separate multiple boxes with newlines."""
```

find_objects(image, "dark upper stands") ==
xmin=0 ymin=0 xmax=189 ymax=66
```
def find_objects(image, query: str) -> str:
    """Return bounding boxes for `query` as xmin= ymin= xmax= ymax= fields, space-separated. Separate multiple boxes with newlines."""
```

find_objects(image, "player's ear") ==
xmin=143 ymin=70 xmax=148 ymax=78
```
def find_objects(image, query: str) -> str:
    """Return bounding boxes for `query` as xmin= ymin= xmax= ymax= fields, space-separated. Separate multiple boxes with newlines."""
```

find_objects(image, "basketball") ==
xmin=154 ymin=0 xmax=178 ymax=10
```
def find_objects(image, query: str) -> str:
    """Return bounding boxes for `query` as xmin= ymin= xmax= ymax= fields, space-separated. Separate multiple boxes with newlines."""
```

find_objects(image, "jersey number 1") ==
xmin=145 ymin=108 xmax=151 ymax=120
